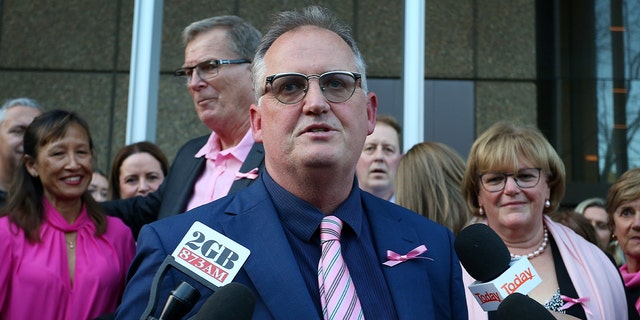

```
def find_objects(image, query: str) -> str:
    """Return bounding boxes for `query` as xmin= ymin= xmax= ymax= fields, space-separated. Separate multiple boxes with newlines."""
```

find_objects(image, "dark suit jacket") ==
xmin=115 ymin=176 xmax=468 ymax=319
xmin=102 ymin=135 xmax=265 ymax=238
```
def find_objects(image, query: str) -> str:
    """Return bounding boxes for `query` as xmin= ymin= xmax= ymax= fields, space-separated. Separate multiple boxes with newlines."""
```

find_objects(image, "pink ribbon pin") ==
xmin=559 ymin=295 xmax=592 ymax=316
xmin=234 ymin=168 xmax=259 ymax=180
xmin=383 ymin=245 xmax=433 ymax=267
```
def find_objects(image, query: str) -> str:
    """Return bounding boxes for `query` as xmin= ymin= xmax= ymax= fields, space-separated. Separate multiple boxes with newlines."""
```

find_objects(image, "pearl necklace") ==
xmin=510 ymin=226 xmax=548 ymax=260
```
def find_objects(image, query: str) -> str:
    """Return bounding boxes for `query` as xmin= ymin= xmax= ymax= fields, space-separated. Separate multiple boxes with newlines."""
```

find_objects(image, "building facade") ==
xmin=0 ymin=0 xmax=636 ymax=206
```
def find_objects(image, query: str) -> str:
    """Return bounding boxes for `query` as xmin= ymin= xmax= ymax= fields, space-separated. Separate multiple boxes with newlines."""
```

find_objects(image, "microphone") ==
xmin=140 ymin=221 xmax=252 ymax=319
xmin=190 ymin=282 xmax=256 ymax=320
xmin=454 ymin=223 xmax=542 ymax=311
xmin=496 ymin=293 xmax=555 ymax=320
xmin=156 ymin=281 xmax=201 ymax=320
xmin=454 ymin=223 xmax=511 ymax=282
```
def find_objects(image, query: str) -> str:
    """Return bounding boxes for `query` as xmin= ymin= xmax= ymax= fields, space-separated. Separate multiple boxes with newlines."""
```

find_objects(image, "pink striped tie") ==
xmin=317 ymin=216 xmax=364 ymax=320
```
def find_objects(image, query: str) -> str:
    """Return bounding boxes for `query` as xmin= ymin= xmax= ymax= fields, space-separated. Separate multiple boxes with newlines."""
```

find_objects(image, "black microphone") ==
xmin=496 ymin=292 xmax=555 ymax=320
xmin=140 ymin=221 xmax=251 ymax=319
xmin=190 ymin=282 xmax=256 ymax=320
xmin=454 ymin=223 xmax=542 ymax=311
xmin=156 ymin=281 xmax=201 ymax=320
xmin=454 ymin=223 xmax=511 ymax=282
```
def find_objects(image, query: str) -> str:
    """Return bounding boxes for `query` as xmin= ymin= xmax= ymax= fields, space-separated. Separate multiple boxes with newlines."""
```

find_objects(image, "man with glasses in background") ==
xmin=103 ymin=16 xmax=265 ymax=238
xmin=116 ymin=6 xmax=466 ymax=319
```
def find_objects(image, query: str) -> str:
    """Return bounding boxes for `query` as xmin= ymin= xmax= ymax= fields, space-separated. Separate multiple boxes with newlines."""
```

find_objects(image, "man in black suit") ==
xmin=103 ymin=16 xmax=264 ymax=237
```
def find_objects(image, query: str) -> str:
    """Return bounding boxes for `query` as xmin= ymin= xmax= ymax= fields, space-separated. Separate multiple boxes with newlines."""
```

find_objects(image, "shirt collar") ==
xmin=43 ymin=197 xmax=91 ymax=232
xmin=262 ymin=170 xmax=363 ymax=242
xmin=194 ymin=129 xmax=255 ymax=160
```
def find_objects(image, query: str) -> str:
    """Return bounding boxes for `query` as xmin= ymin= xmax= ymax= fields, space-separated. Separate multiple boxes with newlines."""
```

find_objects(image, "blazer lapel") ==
xmin=159 ymin=135 xmax=209 ymax=218
xmin=161 ymin=157 xmax=205 ymax=218
xmin=228 ymin=143 xmax=265 ymax=194
xmin=220 ymin=184 xmax=317 ymax=319
xmin=364 ymin=197 xmax=434 ymax=319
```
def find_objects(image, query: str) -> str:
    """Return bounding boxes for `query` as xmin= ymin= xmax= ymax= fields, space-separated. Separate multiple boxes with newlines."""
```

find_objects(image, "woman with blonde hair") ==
xmin=461 ymin=121 xmax=628 ymax=319
xmin=606 ymin=167 xmax=640 ymax=316
xmin=395 ymin=141 xmax=469 ymax=235
xmin=575 ymin=197 xmax=625 ymax=265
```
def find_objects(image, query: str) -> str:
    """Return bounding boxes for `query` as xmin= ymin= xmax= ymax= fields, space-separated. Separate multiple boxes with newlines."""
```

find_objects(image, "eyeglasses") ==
xmin=479 ymin=168 xmax=542 ymax=193
xmin=265 ymin=71 xmax=361 ymax=104
xmin=174 ymin=59 xmax=251 ymax=84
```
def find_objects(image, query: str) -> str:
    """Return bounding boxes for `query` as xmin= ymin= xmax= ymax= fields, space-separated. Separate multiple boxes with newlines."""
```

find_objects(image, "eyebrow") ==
xmin=181 ymin=58 xmax=217 ymax=69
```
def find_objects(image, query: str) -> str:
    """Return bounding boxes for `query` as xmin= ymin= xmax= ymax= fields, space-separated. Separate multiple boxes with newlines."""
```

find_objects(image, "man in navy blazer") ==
xmin=116 ymin=6 xmax=467 ymax=319
xmin=102 ymin=15 xmax=265 ymax=238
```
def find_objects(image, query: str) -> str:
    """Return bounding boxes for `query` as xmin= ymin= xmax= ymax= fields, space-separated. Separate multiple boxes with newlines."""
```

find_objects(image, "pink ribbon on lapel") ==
xmin=234 ymin=167 xmax=259 ymax=180
xmin=559 ymin=295 xmax=592 ymax=316
xmin=383 ymin=245 xmax=433 ymax=267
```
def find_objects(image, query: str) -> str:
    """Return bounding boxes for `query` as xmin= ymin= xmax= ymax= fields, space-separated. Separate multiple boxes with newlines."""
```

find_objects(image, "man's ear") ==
xmin=366 ymin=92 xmax=378 ymax=134
xmin=250 ymin=102 xmax=263 ymax=143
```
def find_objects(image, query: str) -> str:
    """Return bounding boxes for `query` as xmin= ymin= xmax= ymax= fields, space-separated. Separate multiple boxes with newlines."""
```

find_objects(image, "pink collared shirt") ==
xmin=186 ymin=129 xmax=255 ymax=211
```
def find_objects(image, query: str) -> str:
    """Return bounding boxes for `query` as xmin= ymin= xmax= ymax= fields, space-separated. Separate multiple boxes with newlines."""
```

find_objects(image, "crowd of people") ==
xmin=1 ymin=4 xmax=639 ymax=320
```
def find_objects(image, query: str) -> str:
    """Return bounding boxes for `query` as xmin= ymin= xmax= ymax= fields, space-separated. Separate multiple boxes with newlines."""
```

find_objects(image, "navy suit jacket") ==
xmin=115 ymin=175 xmax=467 ymax=319
xmin=102 ymin=135 xmax=265 ymax=238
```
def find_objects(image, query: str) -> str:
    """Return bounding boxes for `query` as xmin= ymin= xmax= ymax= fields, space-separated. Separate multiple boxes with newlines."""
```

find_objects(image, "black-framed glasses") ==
xmin=479 ymin=168 xmax=542 ymax=193
xmin=174 ymin=59 xmax=251 ymax=84
xmin=265 ymin=71 xmax=361 ymax=104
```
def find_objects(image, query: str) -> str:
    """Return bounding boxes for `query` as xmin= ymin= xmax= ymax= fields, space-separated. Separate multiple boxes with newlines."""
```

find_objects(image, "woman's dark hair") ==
xmin=0 ymin=109 xmax=106 ymax=242
xmin=108 ymin=141 xmax=169 ymax=200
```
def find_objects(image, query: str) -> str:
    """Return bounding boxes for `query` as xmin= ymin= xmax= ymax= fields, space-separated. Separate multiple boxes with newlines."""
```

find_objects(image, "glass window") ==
xmin=537 ymin=0 xmax=640 ymax=204
xmin=594 ymin=0 xmax=640 ymax=180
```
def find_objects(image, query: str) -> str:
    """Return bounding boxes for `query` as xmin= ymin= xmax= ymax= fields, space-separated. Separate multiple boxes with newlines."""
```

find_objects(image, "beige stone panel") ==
xmin=239 ymin=0 xmax=352 ymax=34
xmin=116 ymin=1 xmax=135 ymax=72
xmin=476 ymin=0 xmax=536 ymax=79
xmin=0 ymin=0 xmax=119 ymax=70
xmin=356 ymin=1 xmax=403 ymax=77
xmin=426 ymin=0 xmax=474 ymax=78
xmin=155 ymin=74 xmax=210 ymax=162
xmin=0 ymin=71 xmax=116 ymax=172
xmin=475 ymin=81 xmax=537 ymax=136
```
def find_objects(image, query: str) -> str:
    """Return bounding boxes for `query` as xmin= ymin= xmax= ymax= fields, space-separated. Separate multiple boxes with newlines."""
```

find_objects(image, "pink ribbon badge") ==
xmin=559 ymin=295 xmax=592 ymax=316
xmin=234 ymin=168 xmax=259 ymax=180
xmin=383 ymin=245 xmax=433 ymax=267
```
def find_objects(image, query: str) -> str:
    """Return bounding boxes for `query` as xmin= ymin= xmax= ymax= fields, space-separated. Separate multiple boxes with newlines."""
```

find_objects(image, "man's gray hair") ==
xmin=0 ymin=97 xmax=44 ymax=123
xmin=252 ymin=5 xmax=368 ymax=101
xmin=182 ymin=15 xmax=262 ymax=61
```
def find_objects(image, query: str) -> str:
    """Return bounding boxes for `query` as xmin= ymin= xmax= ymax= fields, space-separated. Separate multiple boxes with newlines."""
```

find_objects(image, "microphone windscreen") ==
xmin=192 ymin=282 xmax=256 ymax=320
xmin=454 ymin=223 xmax=511 ymax=282
xmin=496 ymin=293 xmax=556 ymax=320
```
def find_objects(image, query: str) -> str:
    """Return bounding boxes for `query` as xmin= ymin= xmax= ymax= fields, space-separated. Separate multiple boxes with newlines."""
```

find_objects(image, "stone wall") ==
xmin=0 ymin=0 xmax=536 ymax=171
